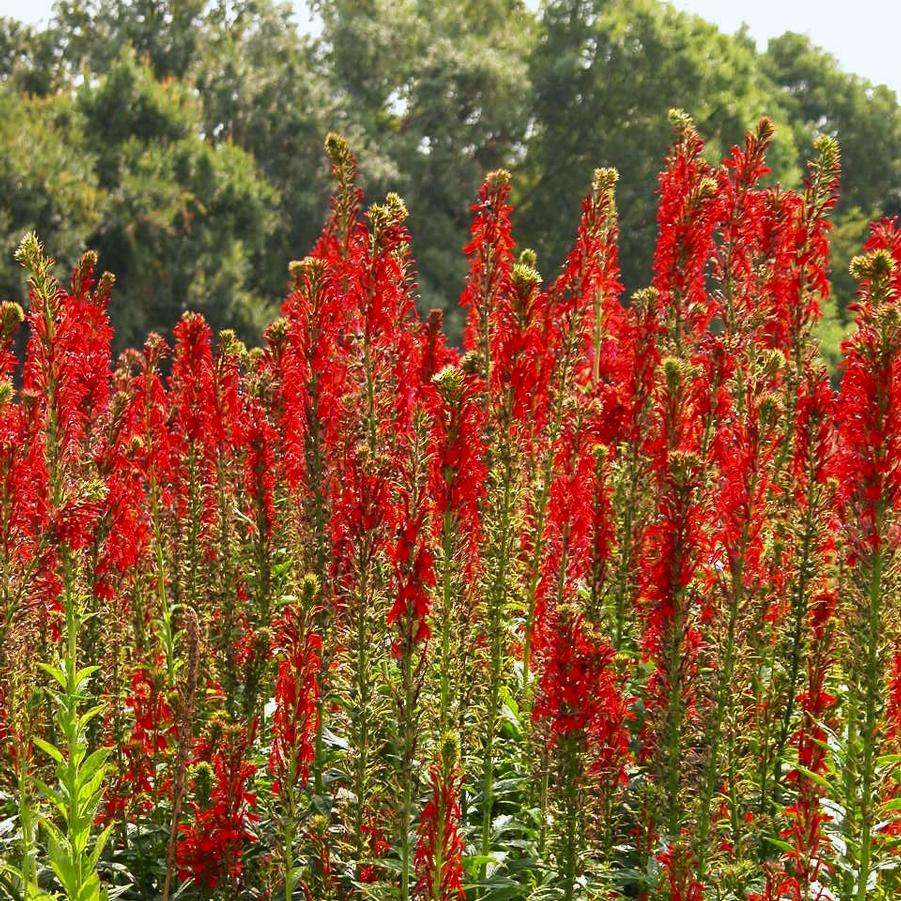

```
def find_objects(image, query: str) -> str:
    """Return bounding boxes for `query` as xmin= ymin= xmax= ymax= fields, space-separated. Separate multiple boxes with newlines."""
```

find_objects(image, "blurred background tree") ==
xmin=1 ymin=0 xmax=899 ymax=355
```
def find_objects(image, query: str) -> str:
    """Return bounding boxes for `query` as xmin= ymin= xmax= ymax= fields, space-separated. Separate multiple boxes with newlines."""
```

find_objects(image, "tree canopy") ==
xmin=1 ymin=0 xmax=898 ymax=352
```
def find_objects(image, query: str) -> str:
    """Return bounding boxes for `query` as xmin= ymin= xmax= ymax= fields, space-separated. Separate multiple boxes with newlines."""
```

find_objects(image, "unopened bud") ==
xmin=441 ymin=731 xmax=460 ymax=768
xmin=302 ymin=573 xmax=320 ymax=604
xmin=264 ymin=317 xmax=289 ymax=353
xmin=512 ymin=261 xmax=541 ymax=292
xmin=460 ymin=350 xmax=481 ymax=376
xmin=812 ymin=134 xmax=840 ymax=175
xmin=762 ymin=348 xmax=785 ymax=379
xmin=0 ymin=301 xmax=24 ymax=341
xmin=758 ymin=393 xmax=781 ymax=427
xmin=486 ymin=169 xmax=511 ymax=191
xmin=755 ymin=116 xmax=775 ymax=144
xmin=592 ymin=167 xmax=619 ymax=195
xmin=662 ymin=356 xmax=683 ymax=391
xmin=190 ymin=761 xmax=215 ymax=809
xmin=668 ymin=107 xmax=695 ymax=139
xmin=14 ymin=231 xmax=43 ymax=270
xmin=432 ymin=364 xmax=465 ymax=402
xmin=850 ymin=248 xmax=893 ymax=283
xmin=218 ymin=329 xmax=245 ymax=358
xmin=325 ymin=132 xmax=352 ymax=169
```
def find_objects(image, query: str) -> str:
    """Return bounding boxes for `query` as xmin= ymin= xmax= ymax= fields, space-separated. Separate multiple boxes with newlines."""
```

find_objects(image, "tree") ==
xmin=523 ymin=0 xmax=799 ymax=293
xmin=765 ymin=32 xmax=901 ymax=321
xmin=50 ymin=0 xmax=209 ymax=80
xmin=2 ymin=0 xmax=900 ymax=360
xmin=315 ymin=0 xmax=534 ymax=336
xmin=193 ymin=1 xmax=337 ymax=303
xmin=0 ymin=86 xmax=101 ymax=305
xmin=76 ymin=51 xmax=280 ymax=348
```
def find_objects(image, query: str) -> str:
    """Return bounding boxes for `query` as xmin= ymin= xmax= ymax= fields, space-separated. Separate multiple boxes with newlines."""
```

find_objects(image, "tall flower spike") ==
xmin=414 ymin=734 xmax=465 ymax=901
xmin=640 ymin=357 xmax=705 ymax=841
xmin=460 ymin=168 xmax=515 ymax=378
xmin=760 ymin=136 xmax=841 ymax=358
xmin=714 ymin=117 xmax=777 ymax=338
xmin=652 ymin=109 xmax=721 ymax=356
xmin=832 ymin=237 xmax=901 ymax=898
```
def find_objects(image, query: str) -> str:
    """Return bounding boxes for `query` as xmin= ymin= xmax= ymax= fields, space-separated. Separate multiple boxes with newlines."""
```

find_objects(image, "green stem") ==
xmin=561 ymin=740 xmax=580 ymax=901
xmin=697 ymin=489 xmax=755 ymax=874
xmin=769 ymin=485 xmax=816 ymax=806
xmin=352 ymin=559 xmax=373 ymax=866
xmin=284 ymin=778 xmax=296 ymax=901
xmin=480 ymin=451 xmax=515 ymax=876
xmin=662 ymin=595 xmax=687 ymax=838
xmin=438 ymin=515 xmax=455 ymax=737
xmin=856 ymin=545 xmax=884 ymax=901
xmin=398 ymin=609 xmax=420 ymax=901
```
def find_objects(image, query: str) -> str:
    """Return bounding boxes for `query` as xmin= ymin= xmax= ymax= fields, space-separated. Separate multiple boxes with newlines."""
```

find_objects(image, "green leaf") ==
xmin=32 ymin=737 xmax=64 ymax=766
xmin=77 ymin=704 xmax=106 ymax=733
xmin=795 ymin=764 xmax=831 ymax=791
xmin=88 ymin=823 xmax=114 ymax=869
xmin=77 ymin=765 xmax=106 ymax=808
xmin=37 ymin=663 xmax=67 ymax=690
xmin=73 ymin=666 xmax=101 ymax=689
xmin=34 ymin=778 xmax=65 ymax=814
xmin=764 ymin=836 xmax=794 ymax=854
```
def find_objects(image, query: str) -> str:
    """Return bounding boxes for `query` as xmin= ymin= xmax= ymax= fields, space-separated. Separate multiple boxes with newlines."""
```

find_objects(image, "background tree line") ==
xmin=1 ymin=0 xmax=899 ymax=359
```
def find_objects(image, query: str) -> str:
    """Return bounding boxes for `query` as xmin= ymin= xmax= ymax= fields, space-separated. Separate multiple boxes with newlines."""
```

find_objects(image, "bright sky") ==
xmin=0 ymin=0 xmax=898 ymax=98
xmin=666 ymin=0 xmax=901 ymax=97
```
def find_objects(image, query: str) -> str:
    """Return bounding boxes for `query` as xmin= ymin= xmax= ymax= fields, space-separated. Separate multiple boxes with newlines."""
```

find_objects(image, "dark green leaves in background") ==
xmin=1 ymin=0 xmax=899 ymax=353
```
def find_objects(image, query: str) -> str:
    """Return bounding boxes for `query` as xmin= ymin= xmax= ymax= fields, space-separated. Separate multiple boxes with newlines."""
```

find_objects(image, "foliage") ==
xmin=1 ymin=0 xmax=899 ymax=354
xmin=2 ymin=115 xmax=901 ymax=899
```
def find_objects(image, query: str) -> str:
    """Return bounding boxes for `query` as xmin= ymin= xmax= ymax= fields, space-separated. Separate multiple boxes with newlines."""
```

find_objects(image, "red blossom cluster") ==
xmin=176 ymin=725 xmax=259 ymax=891
xmin=4 ymin=116 xmax=901 ymax=901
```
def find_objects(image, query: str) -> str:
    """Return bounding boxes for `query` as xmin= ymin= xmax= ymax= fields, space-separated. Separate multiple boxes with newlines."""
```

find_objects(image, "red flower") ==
xmin=428 ymin=364 xmax=487 ymax=551
xmin=657 ymin=843 xmax=705 ymax=901
xmin=758 ymin=137 xmax=840 ymax=354
xmin=177 ymin=725 xmax=258 ymax=890
xmin=652 ymin=111 xmax=721 ymax=354
xmin=460 ymin=169 xmax=515 ymax=365
xmin=387 ymin=504 xmax=436 ymax=648
xmin=414 ymin=739 xmax=465 ymax=900
xmin=243 ymin=396 xmax=279 ymax=541
xmin=533 ymin=605 xmax=626 ymax=759
xmin=358 ymin=821 xmax=391 ymax=884
xmin=105 ymin=665 xmax=175 ymax=821
xmin=833 ymin=236 xmax=901 ymax=557
xmin=269 ymin=596 xmax=322 ymax=794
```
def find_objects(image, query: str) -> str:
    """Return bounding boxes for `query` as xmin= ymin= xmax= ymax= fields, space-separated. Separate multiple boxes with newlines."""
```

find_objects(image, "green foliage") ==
xmin=765 ymin=32 xmax=901 ymax=218
xmin=75 ymin=50 xmax=280 ymax=349
xmin=193 ymin=1 xmax=337 ymax=305
xmin=32 ymin=593 xmax=111 ymax=901
xmin=0 ymin=88 xmax=102 ymax=308
xmin=765 ymin=32 xmax=901 ymax=324
xmin=315 ymin=0 xmax=533 ymax=336
xmin=0 ymin=0 xmax=899 ymax=359
xmin=522 ymin=0 xmax=800 ymax=294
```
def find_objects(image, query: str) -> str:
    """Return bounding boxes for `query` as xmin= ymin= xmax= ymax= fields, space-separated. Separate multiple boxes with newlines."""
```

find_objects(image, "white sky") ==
xmin=0 ymin=0 xmax=898 ymax=98
xmin=666 ymin=0 xmax=900 ymax=97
